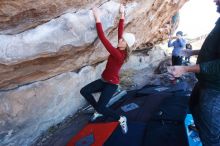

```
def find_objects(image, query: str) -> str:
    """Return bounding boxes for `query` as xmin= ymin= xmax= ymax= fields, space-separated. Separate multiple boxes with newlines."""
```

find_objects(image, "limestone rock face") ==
xmin=0 ymin=48 xmax=167 ymax=146
xmin=0 ymin=0 xmax=103 ymax=34
xmin=0 ymin=65 xmax=103 ymax=146
xmin=0 ymin=0 xmax=187 ymax=90
xmin=0 ymin=0 xmax=187 ymax=145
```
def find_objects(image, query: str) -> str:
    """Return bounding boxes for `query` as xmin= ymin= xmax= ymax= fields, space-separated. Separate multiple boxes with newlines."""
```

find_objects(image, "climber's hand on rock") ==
xmin=121 ymin=0 xmax=126 ymax=5
xmin=119 ymin=4 xmax=125 ymax=14
xmin=92 ymin=7 xmax=101 ymax=22
xmin=167 ymin=66 xmax=187 ymax=78
xmin=119 ymin=4 xmax=125 ymax=19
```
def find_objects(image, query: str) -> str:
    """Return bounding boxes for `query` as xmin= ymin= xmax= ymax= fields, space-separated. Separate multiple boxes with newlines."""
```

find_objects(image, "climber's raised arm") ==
xmin=92 ymin=7 xmax=122 ymax=59
xmin=118 ymin=4 xmax=125 ymax=41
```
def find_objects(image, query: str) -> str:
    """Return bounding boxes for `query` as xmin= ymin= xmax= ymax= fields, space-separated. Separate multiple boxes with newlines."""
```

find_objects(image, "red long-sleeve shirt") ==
xmin=96 ymin=19 xmax=126 ymax=84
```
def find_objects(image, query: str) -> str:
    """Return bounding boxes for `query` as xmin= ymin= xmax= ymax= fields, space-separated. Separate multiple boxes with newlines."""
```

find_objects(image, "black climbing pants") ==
xmin=80 ymin=79 xmax=120 ymax=120
xmin=172 ymin=56 xmax=183 ymax=65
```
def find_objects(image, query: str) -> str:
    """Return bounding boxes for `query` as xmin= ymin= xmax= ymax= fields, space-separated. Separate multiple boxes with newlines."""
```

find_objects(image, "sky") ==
xmin=177 ymin=0 xmax=219 ymax=38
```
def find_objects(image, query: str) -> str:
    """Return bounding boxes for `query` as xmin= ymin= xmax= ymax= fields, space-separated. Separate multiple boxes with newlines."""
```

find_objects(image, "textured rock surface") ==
xmin=0 ymin=47 xmax=166 ymax=146
xmin=0 ymin=0 xmax=187 ymax=90
xmin=0 ymin=60 xmax=107 ymax=146
xmin=0 ymin=0 xmax=103 ymax=34
xmin=0 ymin=0 xmax=188 ymax=145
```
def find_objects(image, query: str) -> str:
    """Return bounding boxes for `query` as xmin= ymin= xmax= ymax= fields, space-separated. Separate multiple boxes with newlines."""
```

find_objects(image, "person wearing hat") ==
xmin=168 ymin=31 xmax=186 ymax=65
xmin=80 ymin=4 xmax=135 ymax=134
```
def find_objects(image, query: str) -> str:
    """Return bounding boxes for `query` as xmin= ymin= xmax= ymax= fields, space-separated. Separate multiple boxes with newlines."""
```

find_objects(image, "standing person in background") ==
xmin=185 ymin=43 xmax=193 ymax=63
xmin=168 ymin=0 xmax=220 ymax=145
xmin=80 ymin=4 xmax=135 ymax=134
xmin=168 ymin=31 xmax=186 ymax=65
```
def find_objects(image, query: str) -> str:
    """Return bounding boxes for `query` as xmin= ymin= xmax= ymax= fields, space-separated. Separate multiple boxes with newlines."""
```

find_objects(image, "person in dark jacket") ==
xmin=185 ymin=43 xmax=192 ymax=63
xmin=80 ymin=5 xmax=135 ymax=134
xmin=168 ymin=31 xmax=186 ymax=65
xmin=168 ymin=1 xmax=220 ymax=145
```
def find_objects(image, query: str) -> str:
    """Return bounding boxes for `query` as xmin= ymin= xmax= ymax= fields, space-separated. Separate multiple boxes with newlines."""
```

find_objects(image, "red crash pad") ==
xmin=67 ymin=122 xmax=119 ymax=146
